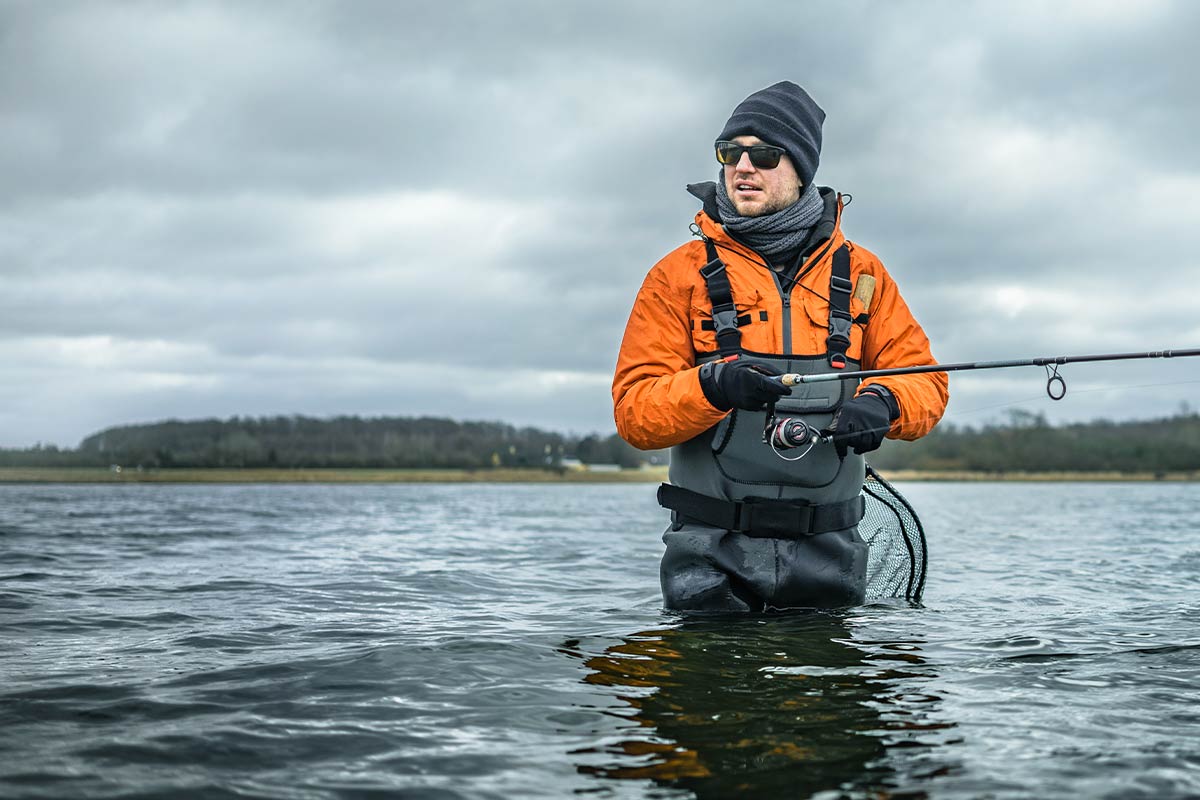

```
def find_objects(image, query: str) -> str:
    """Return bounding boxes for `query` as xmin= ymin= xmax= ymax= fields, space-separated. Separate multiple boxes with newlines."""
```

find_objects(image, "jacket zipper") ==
xmin=770 ymin=233 xmax=841 ymax=358
xmin=772 ymin=271 xmax=792 ymax=355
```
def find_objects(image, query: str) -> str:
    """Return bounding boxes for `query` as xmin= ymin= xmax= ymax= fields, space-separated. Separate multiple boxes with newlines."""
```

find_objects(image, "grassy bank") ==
xmin=0 ymin=466 xmax=672 ymax=484
xmin=1 ymin=466 xmax=1198 ymax=483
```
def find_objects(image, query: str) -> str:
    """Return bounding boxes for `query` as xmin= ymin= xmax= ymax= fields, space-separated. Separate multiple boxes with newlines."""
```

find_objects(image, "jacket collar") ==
xmin=688 ymin=183 xmax=844 ymax=259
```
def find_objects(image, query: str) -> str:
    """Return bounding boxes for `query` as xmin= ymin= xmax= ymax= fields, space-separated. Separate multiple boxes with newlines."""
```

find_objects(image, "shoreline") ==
xmin=1 ymin=466 xmax=1198 ymax=484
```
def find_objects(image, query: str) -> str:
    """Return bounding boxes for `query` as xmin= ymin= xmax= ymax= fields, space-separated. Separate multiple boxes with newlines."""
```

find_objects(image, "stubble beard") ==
xmin=726 ymin=176 xmax=802 ymax=218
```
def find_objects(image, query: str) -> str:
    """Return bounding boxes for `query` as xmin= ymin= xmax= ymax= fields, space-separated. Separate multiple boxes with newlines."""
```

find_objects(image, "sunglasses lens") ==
xmin=749 ymin=147 xmax=783 ymax=169
xmin=715 ymin=142 xmax=741 ymax=165
xmin=716 ymin=142 xmax=784 ymax=169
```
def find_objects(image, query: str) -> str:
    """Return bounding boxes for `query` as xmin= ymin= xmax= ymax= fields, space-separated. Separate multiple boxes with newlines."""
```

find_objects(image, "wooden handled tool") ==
xmin=853 ymin=275 xmax=876 ymax=310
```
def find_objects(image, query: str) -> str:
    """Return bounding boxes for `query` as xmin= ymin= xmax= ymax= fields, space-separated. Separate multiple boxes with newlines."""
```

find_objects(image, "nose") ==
xmin=735 ymin=151 xmax=757 ymax=172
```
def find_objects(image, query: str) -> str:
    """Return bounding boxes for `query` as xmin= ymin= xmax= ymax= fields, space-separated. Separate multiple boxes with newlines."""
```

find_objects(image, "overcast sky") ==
xmin=3 ymin=0 xmax=1199 ymax=448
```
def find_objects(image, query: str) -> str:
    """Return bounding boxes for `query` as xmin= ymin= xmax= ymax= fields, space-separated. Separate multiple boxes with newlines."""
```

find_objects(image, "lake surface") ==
xmin=2 ymin=481 xmax=1198 ymax=799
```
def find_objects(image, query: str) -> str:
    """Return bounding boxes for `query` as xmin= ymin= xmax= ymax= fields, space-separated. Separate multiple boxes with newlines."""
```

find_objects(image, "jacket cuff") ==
xmin=859 ymin=384 xmax=901 ymax=422
xmin=697 ymin=361 xmax=730 ymax=411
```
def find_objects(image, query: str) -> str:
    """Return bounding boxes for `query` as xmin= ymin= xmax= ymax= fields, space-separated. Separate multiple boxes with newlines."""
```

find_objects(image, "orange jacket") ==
xmin=613 ymin=198 xmax=948 ymax=450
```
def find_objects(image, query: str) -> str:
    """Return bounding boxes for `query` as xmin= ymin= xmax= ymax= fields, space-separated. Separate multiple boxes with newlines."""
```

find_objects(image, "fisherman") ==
xmin=612 ymin=81 xmax=949 ymax=612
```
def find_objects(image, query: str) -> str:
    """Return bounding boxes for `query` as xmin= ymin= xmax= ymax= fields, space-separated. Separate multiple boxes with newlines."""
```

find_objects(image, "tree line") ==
xmin=0 ymin=416 xmax=661 ymax=470
xmin=868 ymin=409 xmax=1200 ymax=474
xmin=3 ymin=410 xmax=1199 ymax=473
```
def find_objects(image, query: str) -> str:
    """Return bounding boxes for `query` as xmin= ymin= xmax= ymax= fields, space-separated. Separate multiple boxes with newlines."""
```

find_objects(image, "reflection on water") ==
xmin=567 ymin=612 xmax=955 ymax=798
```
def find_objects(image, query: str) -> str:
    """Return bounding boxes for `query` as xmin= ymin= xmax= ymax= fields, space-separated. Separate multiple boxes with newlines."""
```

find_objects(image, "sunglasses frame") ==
xmin=715 ymin=140 xmax=787 ymax=170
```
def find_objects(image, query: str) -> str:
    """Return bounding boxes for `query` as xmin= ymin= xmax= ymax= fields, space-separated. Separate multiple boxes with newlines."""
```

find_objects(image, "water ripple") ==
xmin=1 ymin=482 xmax=1199 ymax=798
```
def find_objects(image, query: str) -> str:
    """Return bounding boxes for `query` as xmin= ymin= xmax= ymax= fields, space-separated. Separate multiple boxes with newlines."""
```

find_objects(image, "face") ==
xmin=722 ymin=134 xmax=802 ymax=217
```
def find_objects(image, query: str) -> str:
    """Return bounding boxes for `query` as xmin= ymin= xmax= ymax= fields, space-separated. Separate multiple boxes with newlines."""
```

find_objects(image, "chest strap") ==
xmin=702 ymin=239 xmax=857 ymax=366
xmin=825 ymin=244 xmax=853 ymax=369
xmin=700 ymin=240 xmax=741 ymax=357
xmin=658 ymin=483 xmax=865 ymax=537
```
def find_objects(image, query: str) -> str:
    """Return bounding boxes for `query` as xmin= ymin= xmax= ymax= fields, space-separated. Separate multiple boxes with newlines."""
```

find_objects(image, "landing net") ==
xmin=861 ymin=466 xmax=927 ymax=602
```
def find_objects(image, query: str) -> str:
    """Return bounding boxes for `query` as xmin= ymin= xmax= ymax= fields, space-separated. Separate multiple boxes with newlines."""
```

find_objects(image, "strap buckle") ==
xmin=737 ymin=497 xmax=814 ymax=535
xmin=712 ymin=307 xmax=739 ymax=334
xmin=827 ymin=312 xmax=853 ymax=341
xmin=699 ymin=257 xmax=726 ymax=279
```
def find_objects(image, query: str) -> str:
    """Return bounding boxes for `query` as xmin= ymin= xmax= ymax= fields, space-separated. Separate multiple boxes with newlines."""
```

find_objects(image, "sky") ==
xmin=3 ymin=0 xmax=1199 ymax=448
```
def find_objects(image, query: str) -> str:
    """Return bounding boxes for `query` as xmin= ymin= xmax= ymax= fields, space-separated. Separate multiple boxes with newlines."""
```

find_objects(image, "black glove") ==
xmin=699 ymin=358 xmax=789 ymax=412
xmin=827 ymin=389 xmax=899 ymax=459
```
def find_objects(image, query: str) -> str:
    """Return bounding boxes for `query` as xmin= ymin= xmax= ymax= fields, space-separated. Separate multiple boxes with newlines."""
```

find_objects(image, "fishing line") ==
xmin=1034 ymin=377 xmax=1200 ymax=399
xmin=764 ymin=362 xmax=1200 ymax=462
xmin=882 ymin=380 xmax=1200 ymax=441
xmin=927 ymin=376 xmax=1200 ymax=429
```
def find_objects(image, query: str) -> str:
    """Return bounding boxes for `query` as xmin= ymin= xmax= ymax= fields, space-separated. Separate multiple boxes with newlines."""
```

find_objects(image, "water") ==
xmin=2 ymin=481 xmax=1198 ymax=799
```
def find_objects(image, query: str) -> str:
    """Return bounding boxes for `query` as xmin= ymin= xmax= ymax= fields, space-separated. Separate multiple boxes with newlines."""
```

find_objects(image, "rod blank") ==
xmin=779 ymin=348 xmax=1200 ymax=386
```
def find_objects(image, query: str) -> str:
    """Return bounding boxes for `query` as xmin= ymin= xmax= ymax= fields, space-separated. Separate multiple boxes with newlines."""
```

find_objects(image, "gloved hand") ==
xmin=827 ymin=390 xmax=897 ymax=459
xmin=699 ymin=358 xmax=790 ymax=412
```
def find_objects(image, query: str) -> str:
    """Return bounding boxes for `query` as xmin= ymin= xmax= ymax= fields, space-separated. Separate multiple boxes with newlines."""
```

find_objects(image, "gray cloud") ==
xmin=2 ymin=0 xmax=1198 ymax=446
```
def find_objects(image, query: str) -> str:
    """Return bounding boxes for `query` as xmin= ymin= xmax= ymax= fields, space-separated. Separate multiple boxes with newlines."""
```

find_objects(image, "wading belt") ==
xmin=658 ymin=483 xmax=866 ymax=537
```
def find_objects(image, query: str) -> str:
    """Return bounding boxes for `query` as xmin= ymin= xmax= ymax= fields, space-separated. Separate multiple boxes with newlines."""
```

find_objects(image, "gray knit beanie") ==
xmin=716 ymin=81 xmax=825 ymax=188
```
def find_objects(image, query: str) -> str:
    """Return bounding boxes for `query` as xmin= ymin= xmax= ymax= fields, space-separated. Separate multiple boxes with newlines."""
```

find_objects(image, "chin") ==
xmin=734 ymin=202 xmax=768 ymax=218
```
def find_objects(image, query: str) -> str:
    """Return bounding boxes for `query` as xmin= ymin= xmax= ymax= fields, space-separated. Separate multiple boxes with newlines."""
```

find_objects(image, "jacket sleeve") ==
xmin=612 ymin=260 xmax=728 ymax=450
xmin=856 ymin=255 xmax=949 ymax=440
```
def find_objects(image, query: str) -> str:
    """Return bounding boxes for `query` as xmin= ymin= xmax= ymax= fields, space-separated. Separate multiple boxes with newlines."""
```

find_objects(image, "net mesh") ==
xmin=860 ymin=466 xmax=927 ymax=602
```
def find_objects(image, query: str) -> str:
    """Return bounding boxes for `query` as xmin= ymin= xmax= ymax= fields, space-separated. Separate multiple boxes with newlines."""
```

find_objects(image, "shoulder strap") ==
xmin=700 ymin=240 xmax=742 ymax=357
xmin=825 ymin=244 xmax=853 ymax=368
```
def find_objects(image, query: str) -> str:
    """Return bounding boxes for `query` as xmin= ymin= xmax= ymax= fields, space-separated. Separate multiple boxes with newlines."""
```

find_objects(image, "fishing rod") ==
xmin=761 ymin=347 xmax=1200 ymax=461
xmin=778 ymin=348 xmax=1200 ymax=401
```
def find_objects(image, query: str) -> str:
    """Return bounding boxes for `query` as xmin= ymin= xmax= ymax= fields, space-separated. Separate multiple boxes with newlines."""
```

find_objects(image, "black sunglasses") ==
xmin=715 ymin=140 xmax=786 ymax=169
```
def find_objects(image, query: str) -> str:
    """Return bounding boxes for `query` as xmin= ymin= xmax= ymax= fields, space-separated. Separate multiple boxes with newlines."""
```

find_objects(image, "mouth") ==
xmin=734 ymin=183 xmax=762 ymax=197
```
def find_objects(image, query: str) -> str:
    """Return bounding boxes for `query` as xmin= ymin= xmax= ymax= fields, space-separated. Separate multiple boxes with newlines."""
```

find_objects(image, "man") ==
xmin=612 ymin=81 xmax=948 ymax=612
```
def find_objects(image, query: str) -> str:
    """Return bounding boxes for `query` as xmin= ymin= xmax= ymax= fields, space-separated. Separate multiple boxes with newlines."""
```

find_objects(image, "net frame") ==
xmin=860 ymin=465 xmax=927 ymax=602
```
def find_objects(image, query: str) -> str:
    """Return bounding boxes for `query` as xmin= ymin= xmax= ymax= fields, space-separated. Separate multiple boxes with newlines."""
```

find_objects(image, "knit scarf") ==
xmin=715 ymin=177 xmax=824 ymax=258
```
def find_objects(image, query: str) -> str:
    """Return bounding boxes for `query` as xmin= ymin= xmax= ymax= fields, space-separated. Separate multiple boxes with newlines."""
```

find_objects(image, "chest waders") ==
xmin=656 ymin=240 xmax=872 ymax=612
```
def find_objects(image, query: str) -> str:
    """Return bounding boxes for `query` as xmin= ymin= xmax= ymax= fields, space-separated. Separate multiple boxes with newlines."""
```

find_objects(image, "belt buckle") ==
xmin=739 ymin=498 xmax=815 ymax=537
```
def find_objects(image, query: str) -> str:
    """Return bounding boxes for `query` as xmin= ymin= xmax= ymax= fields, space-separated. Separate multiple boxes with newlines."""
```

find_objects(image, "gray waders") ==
xmin=658 ymin=242 xmax=868 ymax=612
